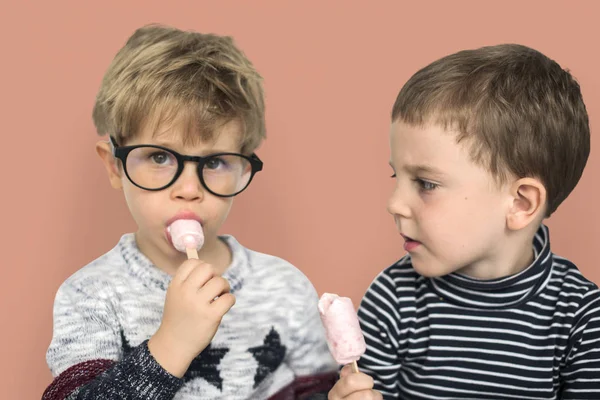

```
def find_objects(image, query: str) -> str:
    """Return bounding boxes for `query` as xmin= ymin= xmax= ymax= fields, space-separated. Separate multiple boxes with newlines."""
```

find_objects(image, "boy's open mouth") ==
xmin=401 ymin=234 xmax=421 ymax=252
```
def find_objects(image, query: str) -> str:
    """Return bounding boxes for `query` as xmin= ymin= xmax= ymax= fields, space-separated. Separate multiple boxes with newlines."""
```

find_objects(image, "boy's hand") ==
xmin=148 ymin=259 xmax=235 ymax=378
xmin=328 ymin=364 xmax=383 ymax=400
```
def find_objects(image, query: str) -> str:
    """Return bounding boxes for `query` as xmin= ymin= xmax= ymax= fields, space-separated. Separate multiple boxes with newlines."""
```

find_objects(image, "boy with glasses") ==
xmin=43 ymin=24 xmax=336 ymax=400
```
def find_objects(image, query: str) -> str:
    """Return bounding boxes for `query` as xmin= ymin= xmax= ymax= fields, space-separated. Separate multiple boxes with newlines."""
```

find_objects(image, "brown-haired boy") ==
xmin=329 ymin=44 xmax=600 ymax=399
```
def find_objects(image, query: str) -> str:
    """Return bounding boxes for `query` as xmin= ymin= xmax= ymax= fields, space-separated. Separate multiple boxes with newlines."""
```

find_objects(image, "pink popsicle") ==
xmin=318 ymin=293 xmax=366 ymax=372
xmin=169 ymin=219 xmax=204 ymax=259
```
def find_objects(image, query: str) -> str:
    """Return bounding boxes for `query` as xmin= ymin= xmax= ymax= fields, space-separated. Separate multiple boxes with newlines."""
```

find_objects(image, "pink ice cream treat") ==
xmin=318 ymin=293 xmax=366 ymax=364
xmin=169 ymin=219 xmax=204 ymax=252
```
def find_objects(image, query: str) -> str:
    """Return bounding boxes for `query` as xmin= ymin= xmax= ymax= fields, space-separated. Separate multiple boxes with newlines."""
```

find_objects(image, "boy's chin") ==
xmin=410 ymin=257 xmax=455 ymax=278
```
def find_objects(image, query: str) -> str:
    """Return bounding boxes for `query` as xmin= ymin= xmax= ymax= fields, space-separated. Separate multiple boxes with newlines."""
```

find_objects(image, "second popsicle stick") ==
xmin=351 ymin=360 xmax=359 ymax=373
xmin=186 ymin=247 xmax=199 ymax=259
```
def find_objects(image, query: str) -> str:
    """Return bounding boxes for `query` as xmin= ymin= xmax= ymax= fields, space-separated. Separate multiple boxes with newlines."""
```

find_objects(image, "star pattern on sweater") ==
xmin=249 ymin=327 xmax=287 ymax=388
xmin=121 ymin=330 xmax=133 ymax=355
xmin=120 ymin=330 xmax=229 ymax=390
xmin=184 ymin=344 xmax=229 ymax=390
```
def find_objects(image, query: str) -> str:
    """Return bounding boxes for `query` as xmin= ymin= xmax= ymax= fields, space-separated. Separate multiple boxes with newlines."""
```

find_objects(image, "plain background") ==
xmin=2 ymin=1 xmax=599 ymax=398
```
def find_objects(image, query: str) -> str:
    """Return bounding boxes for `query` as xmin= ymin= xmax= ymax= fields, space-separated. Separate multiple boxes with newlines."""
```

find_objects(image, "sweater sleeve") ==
xmin=43 ymin=281 xmax=183 ymax=399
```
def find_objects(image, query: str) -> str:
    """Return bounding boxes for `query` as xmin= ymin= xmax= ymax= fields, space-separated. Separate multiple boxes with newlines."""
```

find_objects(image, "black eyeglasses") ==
xmin=110 ymin=137 xmax=263 ymax=197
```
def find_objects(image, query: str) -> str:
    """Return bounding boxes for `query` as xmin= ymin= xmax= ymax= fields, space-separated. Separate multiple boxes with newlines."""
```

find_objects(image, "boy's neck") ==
xmin=455 ymin=227 xmax=538 ymax=280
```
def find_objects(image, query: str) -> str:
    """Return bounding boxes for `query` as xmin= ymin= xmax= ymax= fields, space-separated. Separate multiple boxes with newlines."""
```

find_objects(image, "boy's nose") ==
xmin=172 ymin=163 xmax=203 ymax=201
xmin=387 ymin=187 xmax=411 ymax=218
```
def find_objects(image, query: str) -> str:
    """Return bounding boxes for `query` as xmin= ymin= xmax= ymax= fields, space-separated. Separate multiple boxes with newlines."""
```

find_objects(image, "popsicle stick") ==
xmin=186 ymin=247 xmax=199 ymax=259
xmin=351 ymin=360 xmax=359 ymax=373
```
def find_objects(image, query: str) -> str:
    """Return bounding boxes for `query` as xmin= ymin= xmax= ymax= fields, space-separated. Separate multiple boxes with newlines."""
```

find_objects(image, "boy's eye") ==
xmin=206 ymin=157 xmax=225 ymax=170
xmin=149 ymin=151 xmax=171 ymax=164
xmin=415 ymin=178 xmax=438 ymax=191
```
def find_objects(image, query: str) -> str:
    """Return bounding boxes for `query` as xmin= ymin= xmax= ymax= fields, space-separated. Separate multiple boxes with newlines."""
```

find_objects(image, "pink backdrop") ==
xmin=2 ymin=1 xmax=599 ymax=398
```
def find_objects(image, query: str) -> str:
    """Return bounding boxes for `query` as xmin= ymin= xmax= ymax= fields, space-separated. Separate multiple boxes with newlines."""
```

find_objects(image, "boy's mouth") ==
xmin=401 ymin=234 xmax=421 ymax=252
xmin=166 ymin=211 xmax=203 ymax=227
xmin=165 ymin=211 xmax=204 ymax=246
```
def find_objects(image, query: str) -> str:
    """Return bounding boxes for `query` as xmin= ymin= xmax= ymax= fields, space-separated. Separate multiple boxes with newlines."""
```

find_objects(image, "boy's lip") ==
xmin=165 ymin=211 xmax=204 ymax=228
xmin=401 ymin=234 xmax=421 ymax=252
xmin=165 ymin=211 xmax=204 ymax=247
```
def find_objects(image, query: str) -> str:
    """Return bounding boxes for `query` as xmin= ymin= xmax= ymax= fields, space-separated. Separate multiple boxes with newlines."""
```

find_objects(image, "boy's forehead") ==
xmin=389 ymin=120 xmax=448 ymax=148
xmin=132 ymin=117 xmax=244 ymax=152
xmin=389 ymin=120 xmax=470 ymax=165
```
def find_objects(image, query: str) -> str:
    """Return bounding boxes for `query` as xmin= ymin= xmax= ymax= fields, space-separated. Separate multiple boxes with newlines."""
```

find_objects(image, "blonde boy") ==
xmin=44 ymin=24 xmax=336 ymax=400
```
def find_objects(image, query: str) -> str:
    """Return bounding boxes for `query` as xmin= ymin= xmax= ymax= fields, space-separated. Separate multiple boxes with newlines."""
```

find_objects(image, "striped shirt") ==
xmin=357 ymin=225 xmax=600 ymax=399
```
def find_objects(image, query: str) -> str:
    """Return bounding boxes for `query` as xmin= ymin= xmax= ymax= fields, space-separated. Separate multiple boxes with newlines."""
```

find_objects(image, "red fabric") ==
xmin=42 ymin=359 xmax=114 ymax=400
xmin=42 ymin=361 xmax=336 ymax=400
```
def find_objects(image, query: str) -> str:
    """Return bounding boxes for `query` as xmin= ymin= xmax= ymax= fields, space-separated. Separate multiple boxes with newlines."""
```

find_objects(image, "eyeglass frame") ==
xmin=109 ymin=136 xmax=263 ymax=197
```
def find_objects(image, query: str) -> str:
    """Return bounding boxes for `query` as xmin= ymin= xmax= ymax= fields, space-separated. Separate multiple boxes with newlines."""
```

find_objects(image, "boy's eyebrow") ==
xmin=150 ymin=139 xmax=240 ymax=155
xmin=137 ymin=136 xmax=176 ymax=147
xmin=404 ymin=163 xmax=446 ymax=177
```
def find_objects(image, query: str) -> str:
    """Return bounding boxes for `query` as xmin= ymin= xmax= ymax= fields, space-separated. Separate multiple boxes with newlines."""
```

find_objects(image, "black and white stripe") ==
xmin=358 ymin=225 xmax=600 ymax=399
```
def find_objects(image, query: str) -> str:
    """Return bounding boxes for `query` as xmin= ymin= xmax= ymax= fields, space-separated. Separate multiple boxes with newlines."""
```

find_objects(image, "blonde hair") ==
xmin=93 ymin=24 xmax=265 ymax=154
xmin=392 ymin=44 xmax=590 ymax=216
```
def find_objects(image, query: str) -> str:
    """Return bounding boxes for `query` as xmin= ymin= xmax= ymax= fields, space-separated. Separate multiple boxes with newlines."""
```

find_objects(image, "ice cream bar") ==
xmin=318 ymin=293 xmax=366 ymax=371
xmin=169 ymin=219 xmax=204 ymax=259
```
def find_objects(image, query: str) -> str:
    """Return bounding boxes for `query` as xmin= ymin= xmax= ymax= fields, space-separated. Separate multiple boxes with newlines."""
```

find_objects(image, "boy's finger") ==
xmin=344 ymin=390 xmax=383 ymax=400
xmin=173 ymin=259 xmax=201 ymax=283
xmin=184 ymin=262 xmax=215 ymax=289
xmin=199 ymin=276 xmax=231 ymax=302
xmin=331 ymin=372 xmax=374 ymax=398
xmin=211 ymin=292 xmax=236 ymax=315
xmin=339 ymin=363 xmax=354 ymax=378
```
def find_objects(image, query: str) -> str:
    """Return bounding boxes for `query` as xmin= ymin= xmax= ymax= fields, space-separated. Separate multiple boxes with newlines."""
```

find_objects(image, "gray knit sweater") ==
xmin=44 ymin=234 xmax=338 ymax=399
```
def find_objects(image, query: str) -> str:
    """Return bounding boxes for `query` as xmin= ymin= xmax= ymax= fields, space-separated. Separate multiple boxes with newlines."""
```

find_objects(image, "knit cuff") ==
xmin=120 ymin=339 xmax=184 ymax=397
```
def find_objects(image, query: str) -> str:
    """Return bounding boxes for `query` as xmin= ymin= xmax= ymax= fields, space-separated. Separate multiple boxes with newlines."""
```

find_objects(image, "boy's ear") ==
xmin=96 ymin=140 xmax=123 ymax=190
xmin=506 ymin=177 xmax=546 ymax=231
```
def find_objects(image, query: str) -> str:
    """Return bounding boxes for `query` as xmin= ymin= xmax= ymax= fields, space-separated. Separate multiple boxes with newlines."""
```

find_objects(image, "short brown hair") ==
xmin=93 ymin=24 xmax=265 ymax=154
xmin=392 ymin=44 xmax=590 ymax=216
